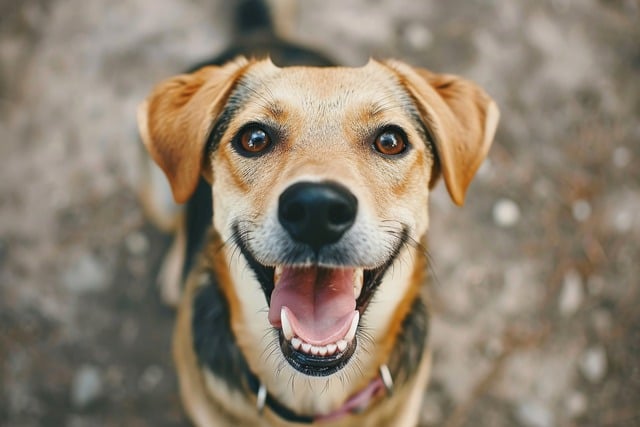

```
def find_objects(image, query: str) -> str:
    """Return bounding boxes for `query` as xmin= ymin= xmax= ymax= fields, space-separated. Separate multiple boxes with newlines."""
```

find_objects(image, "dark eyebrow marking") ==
xmin=205 ymin=76 xmax=285 ymax=154
xmin=393 ymin=90 xmax=437 ymax=157
xmin=266 ymin=102 xmax=285 ymax=119
xmin=205 ymin=79 xmax=253 ymax=153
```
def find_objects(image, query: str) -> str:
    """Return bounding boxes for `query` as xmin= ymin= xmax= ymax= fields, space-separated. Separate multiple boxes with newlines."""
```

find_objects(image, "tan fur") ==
xmin=139 ymin=58 xmax=498 ymax=426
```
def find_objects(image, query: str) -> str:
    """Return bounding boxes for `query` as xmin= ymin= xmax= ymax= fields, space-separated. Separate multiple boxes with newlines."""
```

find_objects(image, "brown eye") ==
xmin=239 ymin=127 xmax=271 ymax=154
xmin=373 ymin=128 xmax=407 ymax=156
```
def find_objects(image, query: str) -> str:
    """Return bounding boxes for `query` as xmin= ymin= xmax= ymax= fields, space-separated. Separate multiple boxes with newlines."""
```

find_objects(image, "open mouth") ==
xmin=233 ymin=224 xmax=407 ymax=377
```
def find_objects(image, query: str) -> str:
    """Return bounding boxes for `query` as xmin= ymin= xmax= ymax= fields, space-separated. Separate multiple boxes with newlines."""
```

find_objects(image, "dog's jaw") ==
xmin=223 ymin=232 xmax=419 ymax=415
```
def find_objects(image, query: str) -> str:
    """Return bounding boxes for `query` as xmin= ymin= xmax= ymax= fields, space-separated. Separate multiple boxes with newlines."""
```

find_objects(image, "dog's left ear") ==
xmin=384 ymin=60 xmax=500 ymax=206
xmin=137 ymin=58 xmax=251 ymax=203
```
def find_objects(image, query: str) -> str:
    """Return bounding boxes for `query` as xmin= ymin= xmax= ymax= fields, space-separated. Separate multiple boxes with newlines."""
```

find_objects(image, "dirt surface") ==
xmin=1 ymin=0 xmax=639 ymax=426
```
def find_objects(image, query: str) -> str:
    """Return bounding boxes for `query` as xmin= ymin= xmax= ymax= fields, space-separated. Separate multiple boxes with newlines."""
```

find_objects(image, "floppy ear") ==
xmin=137 ymin=58 xmax=251 ymax=203
xmin=384 ymin=60 xmax=500 ymax=206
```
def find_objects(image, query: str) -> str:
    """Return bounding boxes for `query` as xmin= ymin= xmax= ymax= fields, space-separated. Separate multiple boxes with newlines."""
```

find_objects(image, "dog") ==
xmin=136 ymin=1 xmax=499 ymax=425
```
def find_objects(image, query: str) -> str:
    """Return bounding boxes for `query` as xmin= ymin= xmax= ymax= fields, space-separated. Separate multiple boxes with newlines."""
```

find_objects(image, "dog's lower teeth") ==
xmin=291 ymin=338 xmax=354 ymax=356
xmin=286 ymin=311 xmax=360 ymax=356
xmin=291 ymin=337 xmax=302 ymax=350
xmin=291 ymin=341 xmax=340 ymax=356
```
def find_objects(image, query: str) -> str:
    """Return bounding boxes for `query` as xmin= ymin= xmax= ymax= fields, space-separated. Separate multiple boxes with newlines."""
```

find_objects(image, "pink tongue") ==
xmin=268 ymin=267 xmax=356 ymax=346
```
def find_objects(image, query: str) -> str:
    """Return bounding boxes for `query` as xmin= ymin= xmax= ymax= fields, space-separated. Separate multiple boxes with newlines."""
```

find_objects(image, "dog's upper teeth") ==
xmin=353 ymin=268 xmax=364 ymax=299
xmin=336 ymin=340 xmax=348 ymax=352
xmin=280 ymin=307 xmax=294 ymax=340
xmin=274 ymin=265 xmax=283 ymax=285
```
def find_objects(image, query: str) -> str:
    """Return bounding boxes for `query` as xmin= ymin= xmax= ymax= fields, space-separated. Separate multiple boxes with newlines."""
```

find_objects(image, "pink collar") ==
xmin=316 ymin=375 xmax=386 ymax=422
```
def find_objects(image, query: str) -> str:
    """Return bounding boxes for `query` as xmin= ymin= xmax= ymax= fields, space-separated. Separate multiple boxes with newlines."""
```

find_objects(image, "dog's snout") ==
xmin=278 ymin=181 xmax=357 ymax=249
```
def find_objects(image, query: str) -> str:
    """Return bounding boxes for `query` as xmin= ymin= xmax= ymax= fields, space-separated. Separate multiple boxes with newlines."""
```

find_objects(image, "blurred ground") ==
xmin=1 ymin=0 xmax=639 ymax=426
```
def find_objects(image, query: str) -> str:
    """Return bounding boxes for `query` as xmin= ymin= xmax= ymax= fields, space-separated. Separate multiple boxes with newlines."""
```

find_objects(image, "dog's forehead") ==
xmin=241 ymin=59 xmax=409 ymax=109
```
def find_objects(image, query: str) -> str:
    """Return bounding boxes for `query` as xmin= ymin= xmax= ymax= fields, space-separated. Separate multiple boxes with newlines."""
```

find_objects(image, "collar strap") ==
xmin=246 ymin=370 xmax=315 ymax=424
xmin=245 ymin=365 xmax=393 ymax=424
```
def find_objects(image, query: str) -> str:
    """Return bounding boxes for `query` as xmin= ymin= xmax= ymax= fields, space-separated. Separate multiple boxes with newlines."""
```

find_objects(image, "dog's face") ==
xmin=211 ymin=61 xmax=436 ymax=380
xmin=138 ymin=58 xmax=498 ymax=412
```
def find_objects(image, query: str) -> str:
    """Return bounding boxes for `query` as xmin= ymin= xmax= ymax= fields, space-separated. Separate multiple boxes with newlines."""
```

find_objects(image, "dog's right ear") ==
xmin=137 ymin=58 xmax=251 ymax=203
xmin=383 ymin=60 xmax=499 ymax=206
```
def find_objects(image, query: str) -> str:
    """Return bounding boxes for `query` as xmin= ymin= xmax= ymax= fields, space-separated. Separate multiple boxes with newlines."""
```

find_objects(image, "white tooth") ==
xmin=318 ymin=346 xmax=328 ymax=357
xmin=345 ymin=311 xmax=359 ymax=342
xmin=337 ymin=340 xmax=348 ymax=352
xmin=291 ymin=337 xmax=302 ymax=350
xmin=280 ymin=308 xmax=294 ymax=341
xmin=274 ymin=265 xmax=283 ymax=284
xmin=353 ymin=269 xmax=364 ymax=299
xmin=327 ymin=343 xmax=337 ymax=355
xmin=301 ymin=343 xmax=312 ymax=353
xmin=311 ymin=346 xmax=320 ymax=356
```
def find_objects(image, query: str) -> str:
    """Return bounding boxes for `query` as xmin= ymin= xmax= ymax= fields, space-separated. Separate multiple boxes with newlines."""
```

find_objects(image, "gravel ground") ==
xmin=1 ymin=1 xmax=639 ymax=426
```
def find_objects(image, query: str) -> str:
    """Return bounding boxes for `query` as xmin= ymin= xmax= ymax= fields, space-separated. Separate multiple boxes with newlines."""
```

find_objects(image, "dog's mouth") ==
xmin=270 ymin=267 xmax=361 ymax=376
xmin=233 ymin=225 xmax=406 ymax=377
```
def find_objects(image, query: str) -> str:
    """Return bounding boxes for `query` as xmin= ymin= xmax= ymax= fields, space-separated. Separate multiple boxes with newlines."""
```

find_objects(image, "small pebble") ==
xmin=125 ymin=231 xmax=149 ymax=256
xmin=579 ymin=346 xmax=607 ymax=383
xmin=64 ymin=254 xmax=109 ymax=293
xmin=138 ymin=365 xmax=164 ymax=392
xmin=515 ymin=400 xmax=554 ymax=427
xmin=565 ymin=391 xmax=588 ymax=418
xmin=612 ymin=146 xmax=631 ymax=168
xmin=71 ymin=365 xmax=103 ymax=408
xmin=493 ymin=198 xmax=520 ymax=227
xmin=403 ymin=23 xmax=433 ymax=50
xmin=559 ymin=269 xmax=584 ymax=316
xmin=572 ymin=199 xmax=591 ymax=222
xmin=612 ymin=209 xmax=633 ymax=233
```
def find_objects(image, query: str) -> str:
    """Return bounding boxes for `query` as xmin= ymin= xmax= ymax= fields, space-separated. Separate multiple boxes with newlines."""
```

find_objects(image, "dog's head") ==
xmin=138 ymin=58 xmax=498 ymax=408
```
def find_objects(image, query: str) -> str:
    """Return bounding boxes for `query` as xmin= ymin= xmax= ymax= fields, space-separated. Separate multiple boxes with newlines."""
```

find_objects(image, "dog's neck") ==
xmin=244 ymin=362 xmax=391 ymax=424
xmin=191 ymin=237 xmax=429 ymax=422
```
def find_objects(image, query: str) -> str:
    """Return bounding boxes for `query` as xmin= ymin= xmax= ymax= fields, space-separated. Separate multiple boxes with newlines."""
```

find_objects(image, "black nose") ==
xmin=278 ymin=181 xmax=358 ymax=249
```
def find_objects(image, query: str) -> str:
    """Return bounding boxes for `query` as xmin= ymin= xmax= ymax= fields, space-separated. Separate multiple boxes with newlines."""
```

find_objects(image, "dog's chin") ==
xmin=233 ymin=225 xmax=408 ymax=378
